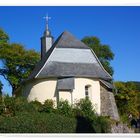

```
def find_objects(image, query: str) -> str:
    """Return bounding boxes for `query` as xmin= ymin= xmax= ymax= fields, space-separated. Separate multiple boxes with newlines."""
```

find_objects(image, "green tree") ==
xmin=114 ymin=81 xmax=140 ymax=123
xmin=0 ymin=28 xmax=9 ymax=45
xmin=82 ymin=36 xmax=114 ymax=75
xmin=0 ymin=28 xmax=40 ymax=96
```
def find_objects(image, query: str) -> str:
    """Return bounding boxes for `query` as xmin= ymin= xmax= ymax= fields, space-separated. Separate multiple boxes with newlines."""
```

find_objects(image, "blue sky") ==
xmin=0 ymin=6 xmax=140 ymax=95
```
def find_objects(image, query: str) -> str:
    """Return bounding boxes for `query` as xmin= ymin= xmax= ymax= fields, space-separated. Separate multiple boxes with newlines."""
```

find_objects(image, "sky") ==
xmin=0 ymin=6 xmax=140 ymax=95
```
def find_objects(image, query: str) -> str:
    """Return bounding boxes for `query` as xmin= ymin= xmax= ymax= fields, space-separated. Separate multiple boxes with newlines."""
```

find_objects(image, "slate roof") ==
xmin=100 ymin=80 xmax=114 ymax=89
xmin=55 ymin=31 xmax=89 ymax=49
xmin=27 ymin=31 xmax=112 ymax=83
xmin=37 ymin=61 xmax=111 ymax=79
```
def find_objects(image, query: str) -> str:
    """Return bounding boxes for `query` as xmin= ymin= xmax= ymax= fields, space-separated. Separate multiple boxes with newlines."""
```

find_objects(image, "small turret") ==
xmin=41 ymin=14 xmax=54 ymax=59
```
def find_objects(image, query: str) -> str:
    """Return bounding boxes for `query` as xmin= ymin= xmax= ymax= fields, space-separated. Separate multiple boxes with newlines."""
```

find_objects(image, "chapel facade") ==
xmin=21 ymin=18 xmax=119 ymax=120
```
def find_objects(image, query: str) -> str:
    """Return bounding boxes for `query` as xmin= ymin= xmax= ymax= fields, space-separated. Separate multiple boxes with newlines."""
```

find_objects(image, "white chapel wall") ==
xmin=22 ymin=78 xmax=58 ymax=105
xmin=72 ymin=78 xmax=101 ymax=114
xmin=22 ymin=77 xmax=101 ymax=114
xmin=59 ymin=91 xmax=72 ymax=104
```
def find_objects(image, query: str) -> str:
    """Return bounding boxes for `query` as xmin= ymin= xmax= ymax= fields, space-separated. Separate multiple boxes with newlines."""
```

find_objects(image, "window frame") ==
xmin=85 ymin=85 xmax=91 ymax=98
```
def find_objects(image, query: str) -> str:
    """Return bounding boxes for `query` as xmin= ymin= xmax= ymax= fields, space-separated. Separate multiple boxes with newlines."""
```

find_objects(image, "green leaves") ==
xmin=0 ymin=96 xmax=111 ymax=133
xmin=40 ymin=99 xmax=54 ymax=113
xmin=0 ymin=29 xmax=40 ymax=95
xmin=82 ymin=36 xmax=114 ymax=76
xmin=114 ymin=81 xmax=140 ymax=122
xmin=57 ymin=100 xmax=73 ymax=116
xmin=0 ymin=28 xmax=9 ymax=45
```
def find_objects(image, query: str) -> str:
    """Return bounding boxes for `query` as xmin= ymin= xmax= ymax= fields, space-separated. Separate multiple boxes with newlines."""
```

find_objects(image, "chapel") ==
xmin=21 ymin=16 xmax=119 ymax=120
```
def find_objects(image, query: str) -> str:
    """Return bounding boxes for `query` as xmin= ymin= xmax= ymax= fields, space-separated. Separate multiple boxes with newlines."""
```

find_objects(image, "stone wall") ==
xmin=100 ymin=85 xmax=135 ymax=133
xmin=111 ymin=123 xmax=134 ymax=133
xmin=100 ymin=85 xmax=120 ymax=121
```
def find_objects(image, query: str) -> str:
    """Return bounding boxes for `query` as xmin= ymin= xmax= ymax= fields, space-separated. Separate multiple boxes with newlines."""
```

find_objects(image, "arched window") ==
xmin=85 ymin=85 xmax=91 ymax=98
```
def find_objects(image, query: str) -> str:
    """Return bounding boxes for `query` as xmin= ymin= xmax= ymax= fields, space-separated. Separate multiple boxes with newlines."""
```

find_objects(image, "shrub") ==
xmin=41 ymin=99 xmax=54 ymax=113
xmin=74 ymin=98 xmax=111 ymax=133
xmin=74 ymin=97 xmax=95 ymax=118
xmin=44 ymin=113 xmax=76 ymax=133
xmin=90 ymin=116 xmax=111 ymax=133
xmin=57 ymin=100 xmax=73 ymax=117
xmin=120 ymin=114 xmax=130 ymax=124
xmin=29 ymin=100 xmax=42 ymax=112
xmin=14 ymin=97 xmax=33 ymax=112
xmin=0 ymin=96 xmax=111 ymax=133
xmin=0 ymin=96 xmax=36 ymax=116
xmin=0 ymin=112 xmax=77 ymax=133
xmin=72 ymin=107 xmax=83 ymax=117
xmin=0 ymin=96 xmax=5 ymax=115
xmin=3 ymin=95 xmax=16 ymax=116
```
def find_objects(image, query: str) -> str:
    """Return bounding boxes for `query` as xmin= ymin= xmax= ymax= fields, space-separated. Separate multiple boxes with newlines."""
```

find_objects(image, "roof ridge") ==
xmin=90 ymin=48 xmax=112 ymax=79
xmin=55 ymin=31 xmax=89 ymax=49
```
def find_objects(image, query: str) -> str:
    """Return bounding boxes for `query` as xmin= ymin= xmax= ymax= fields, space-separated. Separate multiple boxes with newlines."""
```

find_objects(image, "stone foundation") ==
xmin=100 ymin=85 xmax=120 ymax=121
xmin=111 ymin=123 xmax=134 ymax=133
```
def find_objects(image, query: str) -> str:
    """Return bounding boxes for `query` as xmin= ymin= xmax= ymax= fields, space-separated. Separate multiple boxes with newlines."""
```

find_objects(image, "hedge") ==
xmin=0 ymin=112 xmax=77 ymax=133
xmin=0 ymin=112 xmax=111 ymax=133
xmin=0 ymin=96 xmax=111 ymax=133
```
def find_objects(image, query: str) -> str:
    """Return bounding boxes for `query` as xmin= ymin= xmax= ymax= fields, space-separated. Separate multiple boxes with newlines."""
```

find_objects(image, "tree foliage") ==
xmin=0 ymin=28 xmax=40 ymax=95
xmin=81 ymin=36 xmax=114 ymax=75
xmin=0 ymin=28 xmax=9 ymax=45
xmin=114 ymin=81 xmax=140 ymax=123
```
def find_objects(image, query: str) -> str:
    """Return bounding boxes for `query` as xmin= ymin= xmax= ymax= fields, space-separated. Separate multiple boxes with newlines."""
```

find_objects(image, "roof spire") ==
xmin=41 ymin=14 xmax=53 ymax=59
xmin=43 ymin=14 xmax=52 ymax=37
xmin=43 ymin=14 xmax=51 ymax=30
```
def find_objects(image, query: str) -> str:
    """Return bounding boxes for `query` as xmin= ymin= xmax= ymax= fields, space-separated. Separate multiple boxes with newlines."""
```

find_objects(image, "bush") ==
xmin=74 ymin=97 xmax=95 ymax=118
xmin=74 ymin=98 xmax=111 ymax=133
xmin=14 ymin=97 xmax=35 ymax=113
xmin=120 ymin=114 xmax=130 ymax=125
xmin=40 ymin=99 xmax=54 ymax=113
xmin=0 ymin=96 xmax=111 ymax=133
xmin=44 ymin=113 xmax=76 ymax=133
xmin=57 ymin=100 xmax=73 ymax=117
xmin=0 ymin=112 xmax=77 ymax=133
xmin=3 ymin=95 xmax=16 ymax=116
xmin=0 ymin=96 xmax=5 ymax=115
xmin=0 ymin=111 xmax=111 ymax=133
xmin=90 ymin=116 xmax=111 ymax=133
xmin=29 ymin=100 xmax=42 ymax=112
xmin=0 ymin=96 xmax=37 ymax=116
